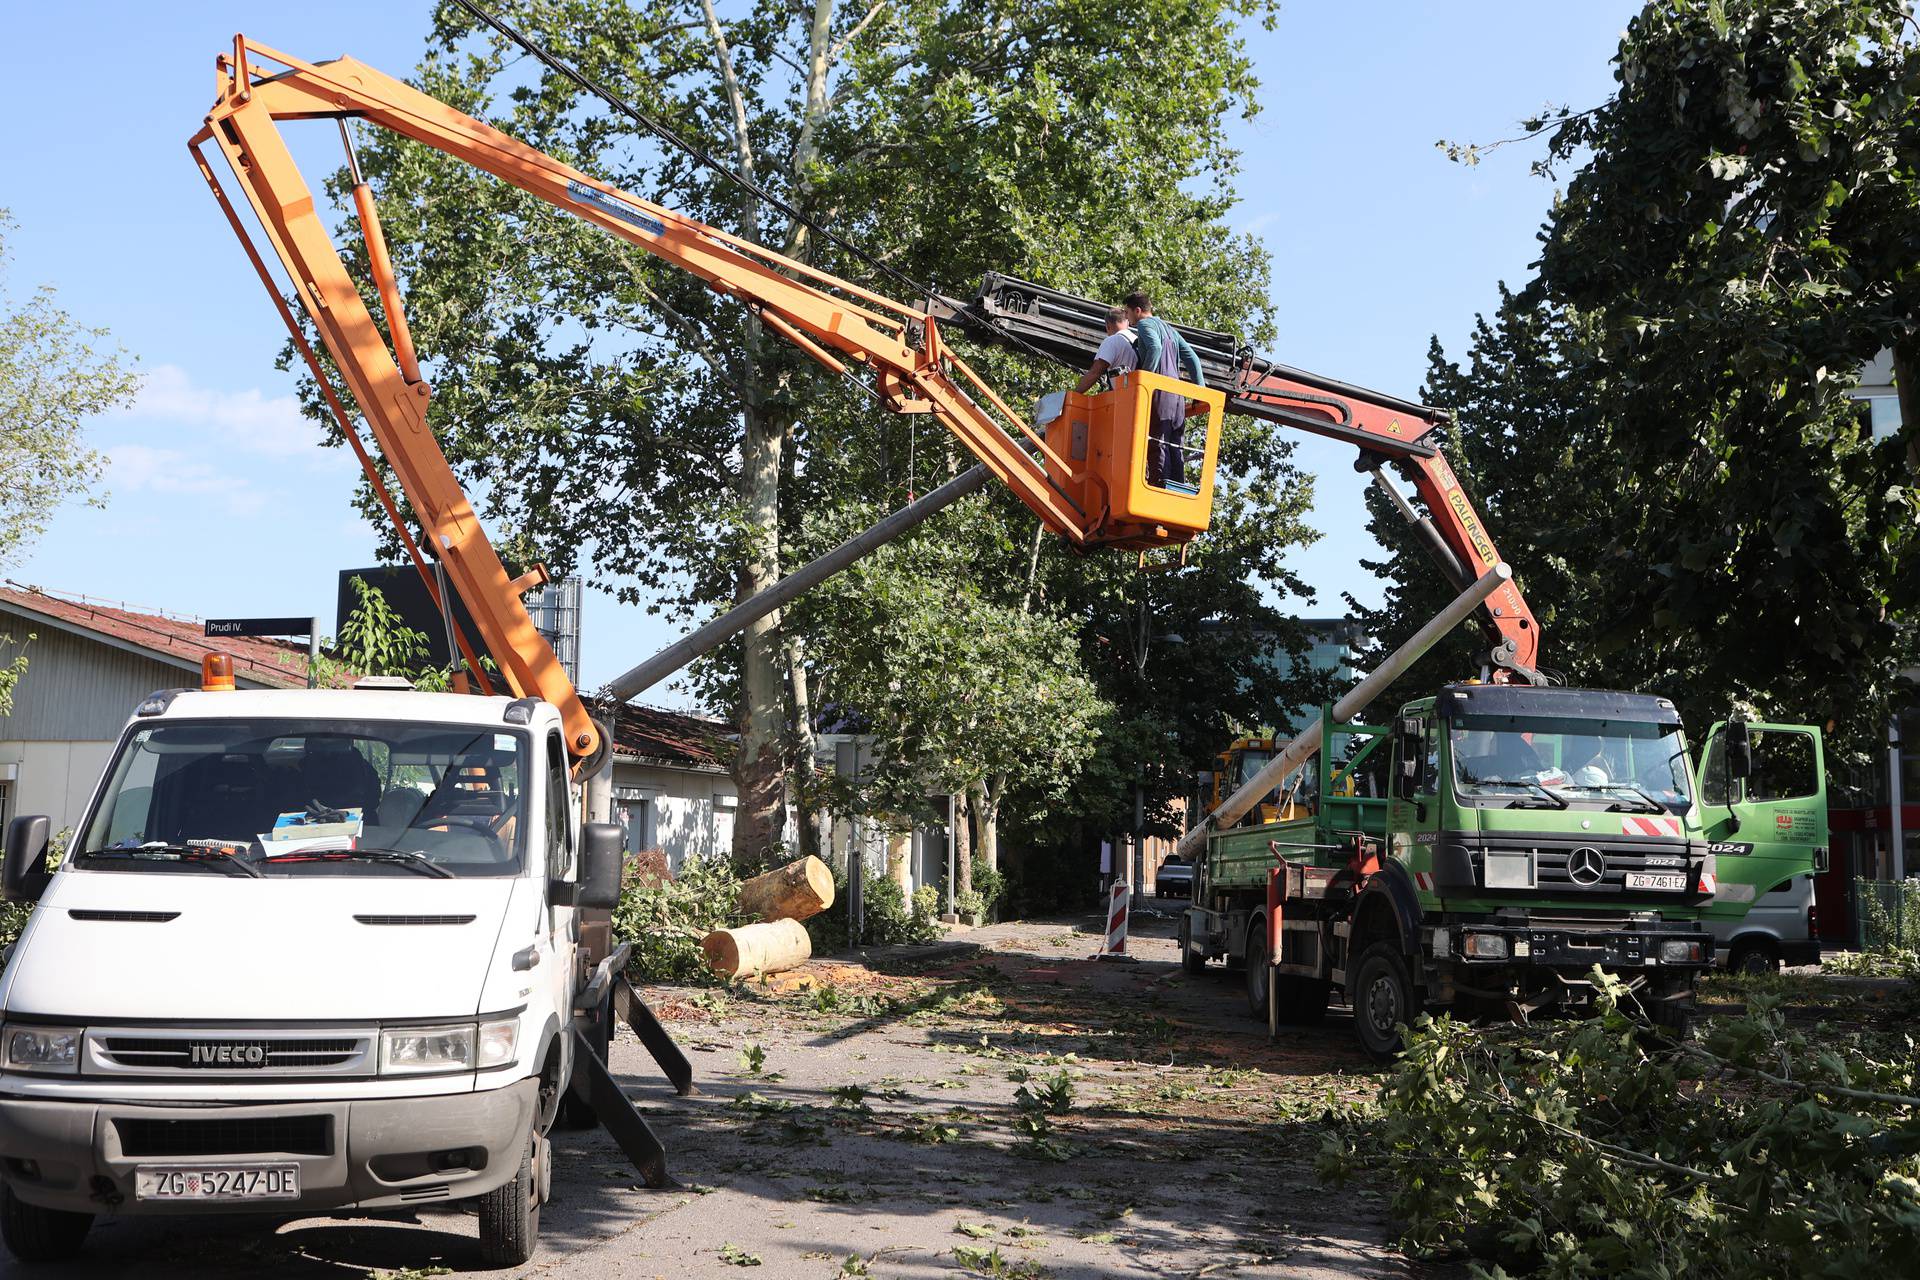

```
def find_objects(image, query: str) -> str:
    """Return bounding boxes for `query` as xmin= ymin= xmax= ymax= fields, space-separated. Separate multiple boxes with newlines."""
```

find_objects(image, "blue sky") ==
xmin=1 ymin=2 xmax=1635 ymax=706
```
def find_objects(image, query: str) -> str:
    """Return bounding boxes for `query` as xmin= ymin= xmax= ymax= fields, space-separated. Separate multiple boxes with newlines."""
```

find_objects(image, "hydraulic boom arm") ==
xmin=945 ymin=274 xmax=1543 ymax=682
xmin=191 ymin=37 xmax=1211 ymax=770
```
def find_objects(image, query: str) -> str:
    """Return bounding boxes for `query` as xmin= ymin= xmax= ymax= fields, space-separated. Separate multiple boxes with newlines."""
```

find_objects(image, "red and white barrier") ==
xmin=1103 ymin=881 xmax=1131 ymax=955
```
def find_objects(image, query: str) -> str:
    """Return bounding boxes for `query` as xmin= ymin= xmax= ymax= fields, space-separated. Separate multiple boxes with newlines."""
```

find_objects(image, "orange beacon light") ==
xmin=201 ymin=653 xmax=236 ymax=692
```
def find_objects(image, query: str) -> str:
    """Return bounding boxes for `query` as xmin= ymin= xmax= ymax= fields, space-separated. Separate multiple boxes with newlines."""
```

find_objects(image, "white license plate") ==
xmin=135 ymin=1164 xmax=300 ymax=1202
xmin=1625 ymin=872 xmax=1686 ymax=891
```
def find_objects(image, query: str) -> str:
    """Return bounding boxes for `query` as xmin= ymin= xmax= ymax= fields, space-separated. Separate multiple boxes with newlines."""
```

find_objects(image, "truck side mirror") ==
xmin=577 ymin=822 xmax=625 ymax=910
xmin=1393 ymin=743 xmax=1420 ymax=800
xmin=3 ymin=816 xmax=52 ymax=904
xmin=1726 ymin=721 xmax=1752 ymax=780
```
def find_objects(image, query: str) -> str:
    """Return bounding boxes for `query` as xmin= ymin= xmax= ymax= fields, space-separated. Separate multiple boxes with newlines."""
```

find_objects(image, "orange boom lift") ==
xmin=189 ymin=30 xmax=1223 ymax=773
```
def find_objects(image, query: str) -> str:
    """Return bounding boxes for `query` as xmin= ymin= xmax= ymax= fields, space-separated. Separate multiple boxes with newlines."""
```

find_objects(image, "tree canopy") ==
xmin=302 ymin=0 xmax=1326 ymax=865
xmin=1360 ymin=0 xmax=1920 ymax=755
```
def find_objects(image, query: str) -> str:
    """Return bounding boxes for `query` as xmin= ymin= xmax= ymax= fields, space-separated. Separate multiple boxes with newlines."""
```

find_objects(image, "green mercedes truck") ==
xmin=1179 ymin=683 xmax=1827 ymax=1058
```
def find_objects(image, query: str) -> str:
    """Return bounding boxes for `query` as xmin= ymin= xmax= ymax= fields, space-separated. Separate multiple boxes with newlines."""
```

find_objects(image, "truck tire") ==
xmin=1274 ymin=975 xmax=1331 ymax=1025
xmin=1728 ymin=940 xmax=1779 ymax=976
xmin=558 ymin=993 xmax=614 ymax=1130
xmin=1177 ymin=915 xmax=1207 ymax=976
xmin=1351 ymin=940 xmax=1415 ymax=1063
xmin=1243 ymin=919 xmax=1270 ymax=1020
xmin=478 ymin=1131 xmax=542 ymax=1267
xmin=0 ymin=1185 xmax=91 ymax=1262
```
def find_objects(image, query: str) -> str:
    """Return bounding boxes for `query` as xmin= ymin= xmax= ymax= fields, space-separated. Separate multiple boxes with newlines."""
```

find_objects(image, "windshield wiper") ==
xmin=1501 ymin=781 xmax=1570 ymax=810
xmin=1559 ymin=783 xmax=1666 ymax=813
xmin=78 ymin=844 xmax=262 ymax=878
xmin=259 ymin=847 xmax=455 ymax=878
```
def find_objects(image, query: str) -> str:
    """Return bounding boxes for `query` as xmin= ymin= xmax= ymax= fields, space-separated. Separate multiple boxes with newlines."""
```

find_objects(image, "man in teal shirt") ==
xmin=1123 ymin=290 xmax=1204 ymax=487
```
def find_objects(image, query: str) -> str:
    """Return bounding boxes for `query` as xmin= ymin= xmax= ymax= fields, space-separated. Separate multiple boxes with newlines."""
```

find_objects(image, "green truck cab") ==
xmin=1180 ymin=684 xmax=1828 ymax=1059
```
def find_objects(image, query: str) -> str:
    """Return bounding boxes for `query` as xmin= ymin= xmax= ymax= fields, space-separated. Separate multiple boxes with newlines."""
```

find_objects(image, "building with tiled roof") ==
xmin=604 ymin=704 xmax=738 ymax=868
xmin=0 ymin=582 xmax=336 ymax=834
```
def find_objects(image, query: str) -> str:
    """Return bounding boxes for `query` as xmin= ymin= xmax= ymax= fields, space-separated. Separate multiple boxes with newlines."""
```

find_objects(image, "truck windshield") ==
xmin=76 ymin=719 xmax=528 ymax=877
xmin=1448 ymin=714 xmax=1691 ymax=810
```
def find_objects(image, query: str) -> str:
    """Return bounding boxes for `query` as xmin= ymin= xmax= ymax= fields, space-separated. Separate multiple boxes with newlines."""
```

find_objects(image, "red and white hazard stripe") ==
xmin=1621 ymin=814 xmax=1682 ymax=838
xmin=1103 ymin=881 xmax=1131 ymax=955
xmin=1413 ymin=871 xmax=1436 ymax=893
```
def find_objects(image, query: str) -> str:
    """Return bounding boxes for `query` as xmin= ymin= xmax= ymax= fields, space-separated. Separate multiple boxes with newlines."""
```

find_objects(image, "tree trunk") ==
xmin=736 ymin=855 xmax=835 ymax=923
xmin=701 ymin=918 xmax=812 ymax=979
xmin=1893 ymin=336 xmax=1920 ymax=479
xmin=969 ymin=776 xmax=1001 ymax=874
xmin=953 ymin=790 xmax=974 ymax=904
xmin=730 ymin=389 xmax=787 ymax=870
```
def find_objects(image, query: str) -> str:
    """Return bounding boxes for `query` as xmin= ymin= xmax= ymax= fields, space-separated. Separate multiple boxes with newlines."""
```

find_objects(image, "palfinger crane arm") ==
xmin=190 ymin=36 xmax=1216 ymax=771
xmin=946 ymin=274 xmax=1543 ymax=682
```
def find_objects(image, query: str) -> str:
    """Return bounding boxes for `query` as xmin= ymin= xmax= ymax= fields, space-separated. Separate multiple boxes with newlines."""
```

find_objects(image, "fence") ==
xmin=1853 ymin=877 xmax=1920 ymax=954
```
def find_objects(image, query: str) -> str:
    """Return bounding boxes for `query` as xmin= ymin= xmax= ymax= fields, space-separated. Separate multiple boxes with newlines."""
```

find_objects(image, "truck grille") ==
xmin=1506 ymin=847 xmax=1696 ymax=894
xmin=83 ymin=1028 xmax=377 ymax=1077
xmin=115 ymin=1115 xmax=332 ymax=1158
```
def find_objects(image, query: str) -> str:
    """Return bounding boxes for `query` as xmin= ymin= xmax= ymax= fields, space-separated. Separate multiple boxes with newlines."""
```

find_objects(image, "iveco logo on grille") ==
xmin=189 ymin=1043 xmax=266 ymax=1067
xmin=1568 ymin=847 xmax=1607 ymax=886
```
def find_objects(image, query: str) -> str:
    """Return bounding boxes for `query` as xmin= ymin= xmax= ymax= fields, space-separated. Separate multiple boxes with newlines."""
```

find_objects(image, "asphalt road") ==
xmin=0 ymin=915 xmax=1435 ymax=1280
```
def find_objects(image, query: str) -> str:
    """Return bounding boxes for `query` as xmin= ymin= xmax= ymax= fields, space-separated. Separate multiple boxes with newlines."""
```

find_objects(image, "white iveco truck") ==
xmin=0 ymin=679 xmax=680 ymax=1265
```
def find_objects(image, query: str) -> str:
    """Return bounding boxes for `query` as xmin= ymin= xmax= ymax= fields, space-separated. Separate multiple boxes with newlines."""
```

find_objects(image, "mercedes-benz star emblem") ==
xmin=1568 ymin=847 xmax=1607 ymax=886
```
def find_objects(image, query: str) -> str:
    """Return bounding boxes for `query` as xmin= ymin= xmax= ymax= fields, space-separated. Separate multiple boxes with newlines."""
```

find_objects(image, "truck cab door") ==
xmin=1697 ymin=721 xmax=1828 ymax=912
xmin=1387 ymin=713 xmax=1441 ymax=891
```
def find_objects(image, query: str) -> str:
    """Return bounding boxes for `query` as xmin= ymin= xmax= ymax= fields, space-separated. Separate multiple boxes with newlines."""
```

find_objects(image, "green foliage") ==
xmin=969 ymin=857 xmax=1007 ymax=920
xmin=612 ymin=853 xmax=741 ymax=983
xmin=0 ymin=634 xmax=28 ymax=718
xmin=0 ymin=210 xmax=137 ymax=568
xmin=1369 ymin=1 xmax=1920 ymax=753
xmin=1845 ymin=876 xmax=1920 ymax=974
xmin=333 ymin=575 xmax=431 ymax=677
xmin=1322 ymin=968 xmax=1920 ymax=1276
xmin=860 ymin=872 xmax=943 ymax=946
xmin=798 ymin=524 xmax=1108 ymax=826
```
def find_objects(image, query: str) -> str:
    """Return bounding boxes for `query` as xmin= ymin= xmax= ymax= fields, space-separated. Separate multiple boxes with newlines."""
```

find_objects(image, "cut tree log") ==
xmin=701 ymin=918 xmax=812 ymax=980
xmin=736 ymin=855 xmax=835 ymax=924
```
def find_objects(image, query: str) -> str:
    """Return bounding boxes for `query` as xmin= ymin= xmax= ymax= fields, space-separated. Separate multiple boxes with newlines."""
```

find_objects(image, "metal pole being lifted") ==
xmin=601 ymin=464 xmax=992 ymax=703
xmin=1175 ymin=562 xmax=1514 ymax=861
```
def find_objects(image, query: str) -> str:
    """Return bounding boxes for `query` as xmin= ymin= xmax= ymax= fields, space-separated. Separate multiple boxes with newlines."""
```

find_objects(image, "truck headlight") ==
xmin=477 ymin=1017 xmax=519 ymax=1069
xmin=1659 ymin=939 xmax=1706 ymax=964
xmin=380 ymin=1024 xmax=474 ymax=1074
xmin=1462 ymin=932 xmax=1509 ymax=960
xmin=4 ymin=1026 xmax=82 ymax=1074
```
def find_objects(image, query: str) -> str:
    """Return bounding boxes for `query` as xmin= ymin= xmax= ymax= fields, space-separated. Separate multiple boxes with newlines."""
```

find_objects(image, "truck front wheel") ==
xmin=478 ymin=1130 xmax=543 ymax=1267
xmin=1243 ymin=920 xmax=1270 ymax=1020
xmin=0 ymin=1185 xmax=91 ymax=1263
xmin=1351 ymin=940 xmax=1415 ymax=1063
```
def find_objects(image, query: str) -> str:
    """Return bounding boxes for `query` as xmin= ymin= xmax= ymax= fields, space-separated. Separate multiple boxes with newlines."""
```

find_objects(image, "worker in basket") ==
xmin=1073 ymin=305 xmax=1137 ymax=394
xmin=1124 ymin=290 xmax=1204 ymax=488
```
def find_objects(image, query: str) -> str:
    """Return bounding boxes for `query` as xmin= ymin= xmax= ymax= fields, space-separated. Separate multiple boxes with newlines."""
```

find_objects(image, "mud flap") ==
xmin=572 ymin=1025 xmax=676 ymax=1189
xmin=614 ymin=975 xmax=696 ymax=1097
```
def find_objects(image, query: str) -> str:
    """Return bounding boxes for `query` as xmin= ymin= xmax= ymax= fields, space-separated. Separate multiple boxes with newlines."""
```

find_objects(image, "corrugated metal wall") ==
xmin=0 ymin=609 xmax=194 ymax=741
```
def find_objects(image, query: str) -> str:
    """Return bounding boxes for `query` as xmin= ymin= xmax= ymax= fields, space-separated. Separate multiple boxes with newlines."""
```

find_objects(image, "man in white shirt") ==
xmin=1073 ymin=306 xmax=1137 ymax=393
